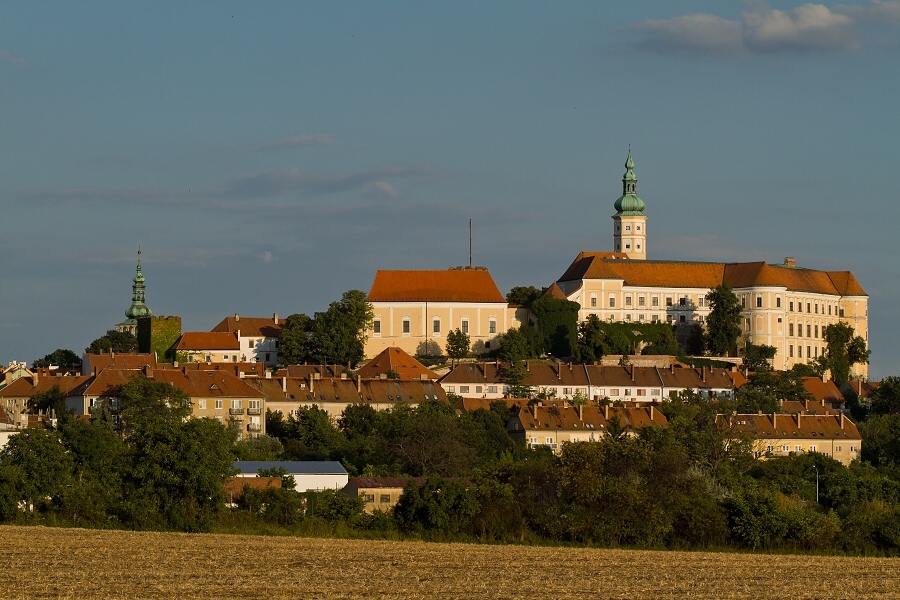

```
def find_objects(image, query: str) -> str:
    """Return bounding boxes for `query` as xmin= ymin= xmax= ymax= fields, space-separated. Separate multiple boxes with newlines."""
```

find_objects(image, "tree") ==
xmin=705 ymin=284 xmax=742 ymax=357
xmin=277 ymin=313 xmax=313 ymax=365
xmin=445 ymin=328 xmax=470 ymax=368
xmin=0 ymin=429 xmax=74 ymax=512
xmin=33 ymin=349 xmax=82 ymax=370
xmin=86 ymin=330 xmax=138 ymax=354
xmin=505 ymin=286 xmax=542 ymax=308
xmin=530 ymin=296 xmax=580 ymax=358
xmin=820 ymin=322 xmax=869 ymax=384
xmin=498 ymin=327 xmax=531 ymax=363
xmin=308 ymin=290 xmax=373 ymax=366
xmin=575 ymin=314 xmax=606 ymax=363
xmin=393 ymin=477 xmax=478 ymax=534
xmin=685 ymin=323 xmax=706 ymax=356
xmin=868 ymin=376 xmax=900 ymax=417
xmin=27 ymin=385 xmax=68 ymax=419
xmin=741 ymin=339 xmax=777 ymax=373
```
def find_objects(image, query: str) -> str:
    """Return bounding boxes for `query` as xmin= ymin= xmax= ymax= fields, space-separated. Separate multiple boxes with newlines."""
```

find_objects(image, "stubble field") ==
xmin=1 ymin=525 xmax=899 ymax=599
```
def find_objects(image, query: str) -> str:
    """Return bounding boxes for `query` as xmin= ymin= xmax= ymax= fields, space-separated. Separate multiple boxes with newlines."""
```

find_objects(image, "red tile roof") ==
xmin=211 ymin=315 xmax=284 ymax=338
xmin=174 ymin=332 xmax=240 ymax=351
xmin=368 ymin=269 xmax=506 ymax=303
xmin=514 ymin=404 xmax=667 ymax=432
xmin=722 ymin=412 xmax=860 ymax=441
xmin=356 ymin=347 xmax=438 ymax=380
xmin=558 ymin=256 xmax=867 ymax=296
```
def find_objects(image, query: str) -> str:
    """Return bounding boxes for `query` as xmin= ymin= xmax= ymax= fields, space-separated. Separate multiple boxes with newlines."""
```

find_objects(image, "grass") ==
xmin=2 ymin=524 xmax=899 ymax=599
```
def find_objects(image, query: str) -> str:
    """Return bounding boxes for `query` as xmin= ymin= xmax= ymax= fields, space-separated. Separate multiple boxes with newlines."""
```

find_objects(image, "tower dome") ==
xmin=124 ymin=247 xmax=152 ymax=320
xmin=613 ymin=149 xmax=646 ymax=215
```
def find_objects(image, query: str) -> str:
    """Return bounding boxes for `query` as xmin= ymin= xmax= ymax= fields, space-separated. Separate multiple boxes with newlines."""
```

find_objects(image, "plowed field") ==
xmin=1 ymin=525 xmax=897 ymax=599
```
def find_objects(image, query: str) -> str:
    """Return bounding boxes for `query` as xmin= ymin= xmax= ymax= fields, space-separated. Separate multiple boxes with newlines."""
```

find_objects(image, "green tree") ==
xmin=741 ymin=339 xmax=777 ymax=373
xmin=33 ymin=349 xmax=82 ymax=370
xmin=505 ymin=285 xmax=542 ymax=307
xmin=530 ymin=295 xmax=580 ymax=358
xmin=85 ymin=329 xmax=138 ymax=354
xmin=705 ymin=284 xmax=742 ymax=357
xmin=820 ymin=322 xmax=869 ymax=385
xmin=686 ymin=323 xmax=706 ymax=356
xmin=498 ymin=327 xmax=532 ymax=363
xmin=277 ymin=313 xmax=313 ymax=365
xmin=393 ymin=477 xmax=478 ymax=534
xmin=26 ymin=385 xmax=68 ymax=419
xmin=575 ymin=314 xmax=605 ymax=363
xmin=868 ymin=376 xmax=900 ymax=417
xmin=233 ymin=435 xmax=284 ymax=461
xmin=445 ymin=328 xmax=470 ymax=368
xmin=309 ymin=290 xmax=374 ymax=366
xmin=0 ymin=429 xmax=74 ymax=512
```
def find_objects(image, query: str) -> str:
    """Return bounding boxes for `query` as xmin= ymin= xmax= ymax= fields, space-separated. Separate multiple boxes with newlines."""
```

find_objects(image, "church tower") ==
xmin=611 ymin=150 xmax=647 ymax=260
xmin=115 ymin=247 xmax=153 ymax=335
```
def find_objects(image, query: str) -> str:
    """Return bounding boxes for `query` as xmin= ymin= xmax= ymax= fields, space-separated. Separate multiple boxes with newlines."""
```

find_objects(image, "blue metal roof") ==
xmin=232 ymin=461 xmax=348 ymax=475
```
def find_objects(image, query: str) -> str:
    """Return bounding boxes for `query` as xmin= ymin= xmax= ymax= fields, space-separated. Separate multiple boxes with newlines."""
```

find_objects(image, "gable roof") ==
xmin=174 ymin=332 xmax=240 ymax=351
xmin=355 ymin=347 xmax=438 ymax=380
xmin=211 ymin=315 xmax=285 ymax=338
xmin=558 ymin=255 xmax=867 ymax=296
xmin=722 ymin=412 xmax=860 ymax=441
xmin=368 ymin=269 xmax=506 ymax=303
xmin=513 ymin=404 xmax=667 ymax=433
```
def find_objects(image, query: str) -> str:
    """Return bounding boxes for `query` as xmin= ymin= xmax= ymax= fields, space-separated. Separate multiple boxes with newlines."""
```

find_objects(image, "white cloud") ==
xmin=632 ymin=2 xmax=875 ymax=56
xmin=364 ymin=181 xmax=400 ymax=199
xmin=260 ymin=251 xmax=275 ymax=264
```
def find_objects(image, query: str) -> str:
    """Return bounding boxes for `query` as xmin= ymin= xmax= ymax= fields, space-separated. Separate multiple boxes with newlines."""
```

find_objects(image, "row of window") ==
xmin=766 ymin=444 xmax=858 ymax=454
xmin=373 ymin=318 xmax=497 ymax=336
xmin=590 ymin=295 xmax=704 ymax=309
xmin=196 ymin=399 xmax=261 ymax=410
xmin=788 ymin=323 xmax=825 ymax=338
xmin=789 ymin=345 xmax=825 ymax=359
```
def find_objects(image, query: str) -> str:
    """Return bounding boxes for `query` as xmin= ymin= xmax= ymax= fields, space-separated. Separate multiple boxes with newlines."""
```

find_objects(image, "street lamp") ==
xmin=813 ymin=464 xmax=819 ymax=504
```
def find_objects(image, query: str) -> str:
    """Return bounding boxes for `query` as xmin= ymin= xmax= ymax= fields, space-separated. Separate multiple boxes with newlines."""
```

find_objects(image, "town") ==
xmin=0 ymin=152 xmax=894 ymax=552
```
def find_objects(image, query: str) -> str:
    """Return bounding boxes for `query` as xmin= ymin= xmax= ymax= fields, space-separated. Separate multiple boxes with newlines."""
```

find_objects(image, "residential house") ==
xmin=507 ymin=403 xmax=667 ymax=453
xmin=172 ymin=332 xmax=242 ymax=364
xmin=721 ymin=412 xmax=861 ymax=466
xmin=355 ymin=347 xmax=438 ymax=380
xmin=0 ymin=372 xmax=91 ymax=427
xmin=343 ymin=477 xmax=425 ymax=514
xmin=82 ymin=352 xmax=158 ymax=376
xmin=210 ymin=313 xmax=284 ymax=367
xmin=232 ymin=461 xmax=348 ymax=493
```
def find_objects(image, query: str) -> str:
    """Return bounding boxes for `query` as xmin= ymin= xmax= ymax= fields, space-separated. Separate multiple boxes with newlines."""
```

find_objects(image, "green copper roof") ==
xmin=125 ymin=250 xmax=153 ymax=320
xmin=613 ymin=149 xmax=645 ymax=216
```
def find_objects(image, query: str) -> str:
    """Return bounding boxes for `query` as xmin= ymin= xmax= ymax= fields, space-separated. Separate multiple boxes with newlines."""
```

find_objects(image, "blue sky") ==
xmin=2 ymin=1 xmax=898 ymax=378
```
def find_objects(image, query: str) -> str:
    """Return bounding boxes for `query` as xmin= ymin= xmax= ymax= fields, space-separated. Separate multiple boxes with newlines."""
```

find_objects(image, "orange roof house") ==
xmin=210 ymin=314 xmax=284 ymax=367
xmin=365 ymin=267 xmax=519 ymax=361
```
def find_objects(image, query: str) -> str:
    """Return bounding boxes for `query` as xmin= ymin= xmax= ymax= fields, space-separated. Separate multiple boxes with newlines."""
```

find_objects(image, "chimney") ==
xmin=143 ymin=365 xmax=153 ymax=378
xmin=773 ymin=413 xmax=777 ymax=428
xmin=840 ymin=413 xmax=846 ymax=430
xmin=265 ymin=369 xmax=271 ymax=379
xmin=281 ymin=377 xmax=287 ymax=393
xmin=578 ymin=405 xmax=583 ymax=420
xmin=701 ymin=366 xmax=706 ymax=383
xmin=630 ymin=365 xmax=635 ymax=382
xmin=526 ymin=361 xmax=530 ymax=371
xmin=356 ymin=374 xmax=361 ymax=394
xmin=795 ymin=413 xmax=802 ymax=428
xmin=532 ymin=403 xmax=538 ymax=419
xmin=650 ymin=405 xmax=655 ymax=421
xmin=235 ymin=313 xmax=240 ymax=321
xmin=273 ymin=312 xmax=279 ymax=325
xmin=670 ymin=363 xmax=675 ymax=374
xmin=784 ymin=257 xmax=795 ymax=267
xmin=569 ymin=362 xmax=573 ymax=372
xmin=308 ymin=374 xmax=314 ymax=395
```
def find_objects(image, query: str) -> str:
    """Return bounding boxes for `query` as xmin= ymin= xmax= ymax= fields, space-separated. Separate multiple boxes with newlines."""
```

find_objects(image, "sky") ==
xmin=1 ymin=1 xmax=898 ymax=378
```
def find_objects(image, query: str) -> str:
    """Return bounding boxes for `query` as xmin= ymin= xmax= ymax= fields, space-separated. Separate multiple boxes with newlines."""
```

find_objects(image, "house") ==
xmin=224 ymin=476 xmax=282 ymax=505
xmin=0 ymin=372 xmax=91 ymax=427
xmin=82 ymin=352 xmax=158 ymax=376
xmin=210 ymin=313 xmax=284 ymax=366
xmin=507 ymin=403 xmax=667 ymax=453
xmin=232 ymin=461 xmax=348 ymax=493
xmin=343 ymin=477 xmax=426 ymax=513
xmin=552 ymin=151 xmax=868 ymax=377
xmin=721 ymin=412 xmax=861 ymax=466
xmin=439 ymin=361 xmax=735 ymax=403
xmin=365 ymin=267 xmax=522 ymax=359
xmin=171 ymin=332 xmax=242 ymax=364
xmin=355 ymin=347 xmax=438 ymax=380
xmin=799 ymin=377 xmax=846 ymax=409
xmin=248 ymin=373 xmax=448 ymax=420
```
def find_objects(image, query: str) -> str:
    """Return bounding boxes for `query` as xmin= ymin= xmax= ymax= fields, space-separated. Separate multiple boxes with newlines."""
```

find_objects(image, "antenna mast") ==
xmin=469 ymin=219 xmax=472 ymax=268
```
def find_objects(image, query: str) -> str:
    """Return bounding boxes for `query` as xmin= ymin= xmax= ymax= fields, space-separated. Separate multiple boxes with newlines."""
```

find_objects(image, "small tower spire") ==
xmin=125 ymin=245 xmax=152 ymax=320
xmin=611 ymin=148 xmax=648 ymax=260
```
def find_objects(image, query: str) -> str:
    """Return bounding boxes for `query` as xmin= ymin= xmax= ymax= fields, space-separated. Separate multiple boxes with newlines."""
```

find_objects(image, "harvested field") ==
xmin=1 ymin=525 xmax=898 ymax=599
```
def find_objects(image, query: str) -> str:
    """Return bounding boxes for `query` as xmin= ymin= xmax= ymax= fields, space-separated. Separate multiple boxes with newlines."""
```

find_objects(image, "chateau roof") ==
xmin=368 ymin=269 xmax=506 ymax=303
xmin=558 ymin=256 xmax=867 ymax=296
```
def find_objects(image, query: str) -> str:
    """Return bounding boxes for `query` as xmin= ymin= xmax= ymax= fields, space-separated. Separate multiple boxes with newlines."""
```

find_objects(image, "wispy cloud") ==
xmin=216 ymin=165 xmax=441 ymax=199
xmin=254 ymin=133 xmax=335 ymax=151
xmin=630 ymin=2 xmax=892 ymax=57
xmin=13 ymin=164 xmax=444 ymax=207
xmin=0 ymin=50 xmax=26 ymax=67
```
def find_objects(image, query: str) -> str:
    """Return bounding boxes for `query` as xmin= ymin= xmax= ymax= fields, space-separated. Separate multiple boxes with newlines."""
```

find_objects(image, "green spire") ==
xmin=613 ymin=148 xmax=645 ymax=215
xmin=125 ymin=246 xmax=152 ymax=320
